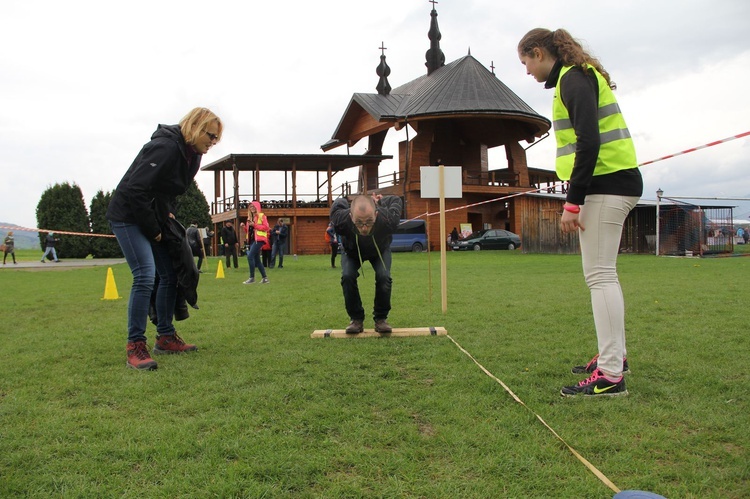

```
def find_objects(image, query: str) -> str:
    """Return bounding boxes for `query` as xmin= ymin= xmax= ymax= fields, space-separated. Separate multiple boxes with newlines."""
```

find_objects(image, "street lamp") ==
xmin=655 ymin=188 xmax=663 ymax=256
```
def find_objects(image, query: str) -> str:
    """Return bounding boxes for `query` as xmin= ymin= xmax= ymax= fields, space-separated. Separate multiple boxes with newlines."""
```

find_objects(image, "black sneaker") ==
xmin=572 ymin=354 xmax=629 ymax=374
xmin=345 ymin=319 xmax=364 ymax=334
xmin=561 ymin=368 xmax=628 ymax=397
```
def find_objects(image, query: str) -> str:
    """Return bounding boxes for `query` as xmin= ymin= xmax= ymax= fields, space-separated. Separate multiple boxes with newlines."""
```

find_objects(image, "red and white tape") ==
xmin=6 ymin=132 xmax=748 ymax=236
xmin=0 ymin=225 xmax=114 ymax=237
xmin=639 ymin=131 xmax=750 ymax=166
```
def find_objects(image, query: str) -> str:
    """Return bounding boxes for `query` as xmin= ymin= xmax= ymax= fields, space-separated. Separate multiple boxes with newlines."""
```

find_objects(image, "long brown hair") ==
xmin=518 ymin=28 xmax=615 ymax=89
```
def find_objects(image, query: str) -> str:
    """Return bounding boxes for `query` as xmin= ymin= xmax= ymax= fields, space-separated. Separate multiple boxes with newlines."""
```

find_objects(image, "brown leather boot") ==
xmin=153 ymin=333 xmax=197 ymax=354
xmin=126 ymin=341 xmax=158 ymax=370
xmin=345 ymin=319 xmax=364 ymax=334
xmin=374 ymin=319 xmax=393 ymax=333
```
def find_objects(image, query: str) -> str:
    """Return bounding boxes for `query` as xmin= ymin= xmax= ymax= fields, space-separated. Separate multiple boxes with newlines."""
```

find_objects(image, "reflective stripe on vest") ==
xmin=552 ymin=64 xmax=637 ymax=181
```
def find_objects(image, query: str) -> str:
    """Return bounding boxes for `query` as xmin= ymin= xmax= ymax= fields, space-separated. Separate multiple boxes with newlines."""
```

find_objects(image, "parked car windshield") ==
xmin=464 ymin=230 xmax=487 ymax=240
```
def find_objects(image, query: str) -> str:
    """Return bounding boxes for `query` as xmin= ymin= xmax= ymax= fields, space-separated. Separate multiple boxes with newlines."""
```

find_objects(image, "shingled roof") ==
xmin=323 ymin=55 xmax=550 ymax=151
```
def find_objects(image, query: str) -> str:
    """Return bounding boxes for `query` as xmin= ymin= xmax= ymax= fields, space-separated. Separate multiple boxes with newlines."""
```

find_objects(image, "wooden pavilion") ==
xmin=201 ymin=153 xmax=391 ymax=255
xmin=319 ymin=5 xmax=559 ymax=249
xmin=202 ymin=4 xmax=564 ymax=255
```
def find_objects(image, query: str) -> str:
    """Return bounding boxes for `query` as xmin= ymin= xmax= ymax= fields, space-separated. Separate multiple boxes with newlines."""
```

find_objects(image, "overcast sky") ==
xmin=2 ymin=0 xmax=749 ymax=230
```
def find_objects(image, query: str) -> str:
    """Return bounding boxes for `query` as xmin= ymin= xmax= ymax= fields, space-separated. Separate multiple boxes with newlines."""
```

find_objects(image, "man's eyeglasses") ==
xmin=353 ymin=220 xmax=375 ymax=229
xmin=205 ymin=131 xmax=219 ymax=142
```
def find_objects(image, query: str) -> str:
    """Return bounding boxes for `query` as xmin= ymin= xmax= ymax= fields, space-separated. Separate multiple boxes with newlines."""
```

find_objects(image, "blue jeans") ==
xmin=41 ymin=247 xmax=58 ymax=261
xmin=340 ymin=248 xmax=392 ymax=322
xmin=110 ymin=221 xmax=177 ymax=342
xmin=246 ymin=240 xmax=267 ymax=278
xmin=270 ymin=240 xmax=285 ymax=267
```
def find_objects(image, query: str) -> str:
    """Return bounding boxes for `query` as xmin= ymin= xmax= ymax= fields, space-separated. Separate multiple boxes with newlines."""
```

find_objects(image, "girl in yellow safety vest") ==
xmin=518 ymin=28 xmax=642 ymax=398
xmin=243 ymin=201 xmax=270 ymax=284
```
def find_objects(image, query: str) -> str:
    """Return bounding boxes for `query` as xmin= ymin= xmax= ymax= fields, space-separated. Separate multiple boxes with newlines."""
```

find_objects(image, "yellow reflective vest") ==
xmin=552 ymin=64 xmax=637 ymax=181
xmin=254 ymin=214 xmax=268 ymax=240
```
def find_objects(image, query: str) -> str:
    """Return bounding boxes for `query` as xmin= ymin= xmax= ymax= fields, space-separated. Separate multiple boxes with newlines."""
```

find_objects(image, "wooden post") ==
xmin=254 ymin=161 xmax=260 ymax=201
xmin=426 ymin=201 xmax=432 ymax=303
xmin=439 ymin=164 xmax=447 ymax=314
xmin=327 ymin=162 xmax=333 ymax=207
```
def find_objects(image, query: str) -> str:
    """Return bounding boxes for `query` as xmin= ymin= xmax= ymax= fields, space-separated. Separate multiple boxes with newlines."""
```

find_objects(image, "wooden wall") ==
xmin=291 ymin=216 xmax=331 ymax=255
xmin=517 ymin=196 xmax=578 ymax=254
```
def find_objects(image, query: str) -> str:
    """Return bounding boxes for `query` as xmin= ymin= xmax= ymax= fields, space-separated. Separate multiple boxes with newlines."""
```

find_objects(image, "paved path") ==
xmin=0 ymin=258 xmax=126 ymax=270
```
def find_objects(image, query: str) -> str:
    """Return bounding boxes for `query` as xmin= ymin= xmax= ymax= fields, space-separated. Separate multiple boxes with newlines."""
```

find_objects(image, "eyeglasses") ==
xmin=205 ymin=131 xmax=219 ymax=142
xmin=352 ymin=219 xmax=375 ymax=229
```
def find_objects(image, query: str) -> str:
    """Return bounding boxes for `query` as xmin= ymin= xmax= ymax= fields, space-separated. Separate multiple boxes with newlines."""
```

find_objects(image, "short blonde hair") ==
xmin=179 ymin=107 xmax=223 ymax=145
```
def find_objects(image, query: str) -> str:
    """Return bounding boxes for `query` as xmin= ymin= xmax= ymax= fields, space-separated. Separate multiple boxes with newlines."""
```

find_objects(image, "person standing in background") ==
xmin=186 ymin=221 xmax=205 ymax=272
xmin=243 ymin=201 xmax=270 ymax=285
xmin=261 ymin=237 xmax=272 ymax=269
xmin=3 ymin=231 xmax=16 ymax=264
xmin=40 ymin=231 xmax=60 ymax=263
xmin=269 ymin=219 xmax=288 ymax=269
xmin=221 ymin=221 xmax=239 ymax=269
xmin=326 ymin=222 xmax=338 ymax=268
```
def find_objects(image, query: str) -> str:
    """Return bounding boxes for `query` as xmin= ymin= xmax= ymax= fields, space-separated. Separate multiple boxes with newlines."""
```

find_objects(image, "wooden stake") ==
xmin=439 ymin=164 xmax=447 ymax=313
xmin=426 ymin=200 xmax=432 ymax=303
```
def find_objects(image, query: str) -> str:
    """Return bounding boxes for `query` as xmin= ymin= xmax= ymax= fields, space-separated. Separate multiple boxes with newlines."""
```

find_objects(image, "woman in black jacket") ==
xmin=107 ymin=107 xmax=223 ymax=370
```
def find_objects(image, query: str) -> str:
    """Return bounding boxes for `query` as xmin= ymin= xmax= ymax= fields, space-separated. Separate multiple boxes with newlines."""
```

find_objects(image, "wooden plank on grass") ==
xmin=311 ymin=327 xmax=447 ymax=338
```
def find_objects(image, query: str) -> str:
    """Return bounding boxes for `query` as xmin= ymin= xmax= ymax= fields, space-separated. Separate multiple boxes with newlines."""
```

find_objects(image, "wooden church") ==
xmin=202 ymin=4 xmax=566 ymax=255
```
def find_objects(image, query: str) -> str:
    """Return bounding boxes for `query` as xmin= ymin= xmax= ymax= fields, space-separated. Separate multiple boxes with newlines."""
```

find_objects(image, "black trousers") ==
xmin=340 ymin=249 xmax=392 ymax=322
xmin=225 ymin=244 xmax=238 ymax=268
xmin=330 ymin=242 xmax=338 ymax=267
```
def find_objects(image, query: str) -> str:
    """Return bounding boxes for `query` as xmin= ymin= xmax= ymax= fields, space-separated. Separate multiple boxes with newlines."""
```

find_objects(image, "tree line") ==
xmin=35 ymin=181 xmax=212 ymax=258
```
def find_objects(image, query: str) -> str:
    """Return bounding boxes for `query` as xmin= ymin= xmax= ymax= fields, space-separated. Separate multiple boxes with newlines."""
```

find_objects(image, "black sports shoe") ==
xmin=572 ymin=354 xmax=629 ymax=374
xmin=561 ymin=368 xmax=628 ymax=397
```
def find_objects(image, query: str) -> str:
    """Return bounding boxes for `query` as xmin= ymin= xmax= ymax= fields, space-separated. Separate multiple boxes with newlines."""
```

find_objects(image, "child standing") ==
xmin=518 ymin=28 xmax=643 ymax=397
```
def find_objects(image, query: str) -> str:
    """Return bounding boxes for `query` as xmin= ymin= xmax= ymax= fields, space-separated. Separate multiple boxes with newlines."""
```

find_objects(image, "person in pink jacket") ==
xmin=243 ymin=201 xmax=270 ymax=284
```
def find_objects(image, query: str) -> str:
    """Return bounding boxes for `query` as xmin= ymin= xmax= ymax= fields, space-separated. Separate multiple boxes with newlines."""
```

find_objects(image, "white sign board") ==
xmin=420 ymin=166 xmax=463 ymax=198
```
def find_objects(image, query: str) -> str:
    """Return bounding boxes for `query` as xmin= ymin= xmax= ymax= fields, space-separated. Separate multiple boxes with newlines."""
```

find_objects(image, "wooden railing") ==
xmin=463 ymin=171 xmax=519 ymax=187
xmin=210 ymin=170 xmax=568 ymax=214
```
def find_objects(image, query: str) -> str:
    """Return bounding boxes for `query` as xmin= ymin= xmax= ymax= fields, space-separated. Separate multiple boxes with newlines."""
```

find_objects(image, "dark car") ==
xmin=451 ymin=229 xmax=521 ymax=251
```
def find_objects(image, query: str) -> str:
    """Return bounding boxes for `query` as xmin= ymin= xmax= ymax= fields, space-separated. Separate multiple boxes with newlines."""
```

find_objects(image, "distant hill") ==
xmin=0 ymin=223 xmax=41 ymax=249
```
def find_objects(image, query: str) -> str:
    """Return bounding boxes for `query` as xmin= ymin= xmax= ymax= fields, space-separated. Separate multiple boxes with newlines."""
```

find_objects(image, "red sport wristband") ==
xmin=563 ymin=204 xmax=580 ymax=214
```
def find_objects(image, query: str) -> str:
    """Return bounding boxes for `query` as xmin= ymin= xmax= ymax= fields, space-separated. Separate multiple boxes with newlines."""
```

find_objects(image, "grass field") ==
xmin=1 ymin=249 xmax=748 ymax=498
